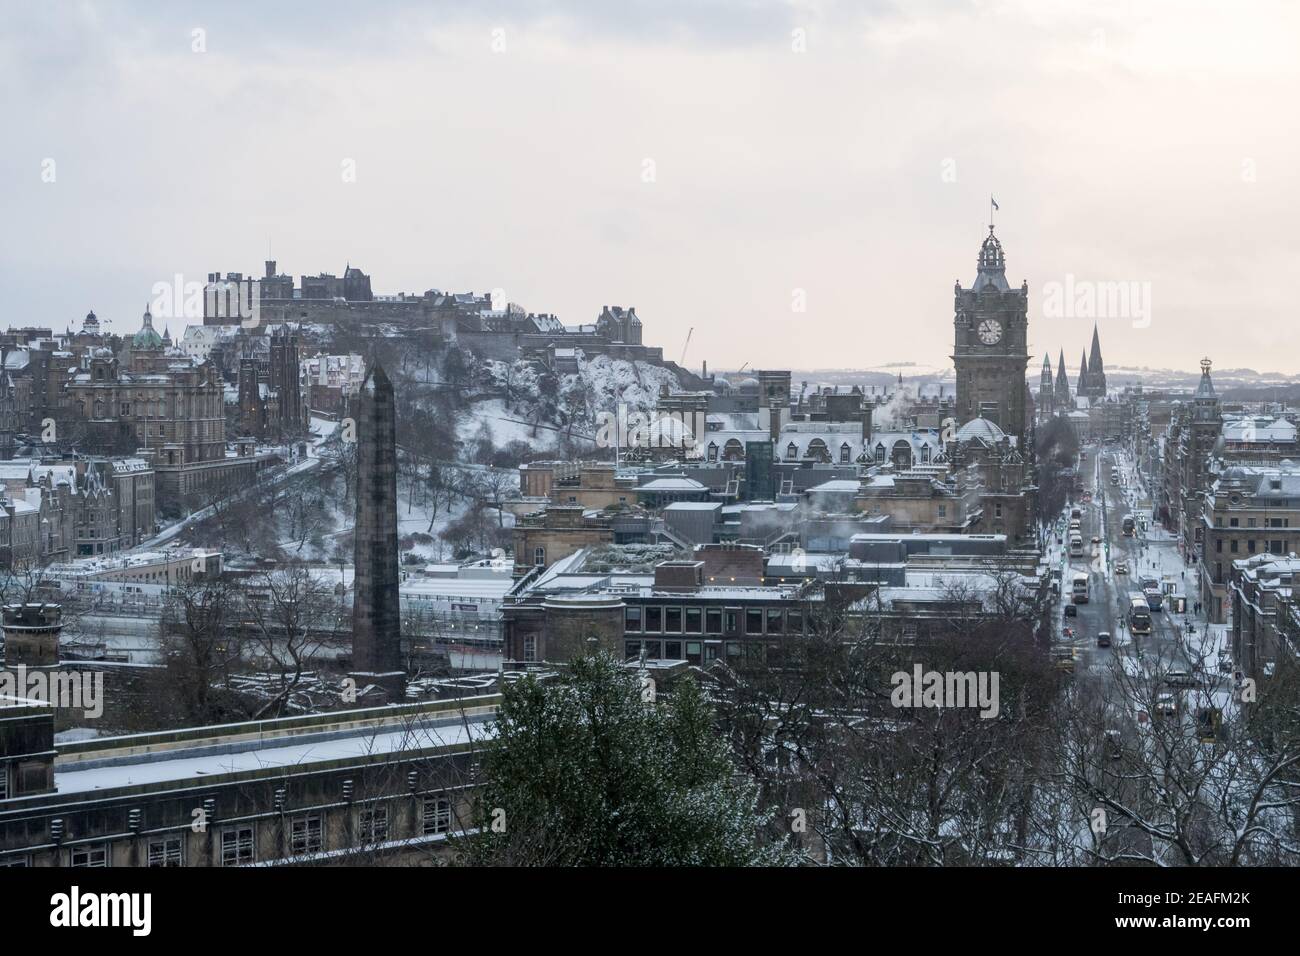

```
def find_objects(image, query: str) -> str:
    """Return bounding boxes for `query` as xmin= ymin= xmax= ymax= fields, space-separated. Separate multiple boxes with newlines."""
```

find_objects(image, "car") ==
xmin=1165 ymin=670 xmax=1200 ymax=688
xmin=1096 ymin=631 xmax=1112 ymax=648
xmin=1154 ymin=693 xmax=1178 ymax=718
xmin=1091 ymin=536 xmax=1101 ymax=544
xmin=1115 ymin=561 xmax=1129 ymax=575
xmin=1052 ymin=650 xmax=1076 ymax=674
xmin=1064 ymin=603 xmax=1077 ymax=617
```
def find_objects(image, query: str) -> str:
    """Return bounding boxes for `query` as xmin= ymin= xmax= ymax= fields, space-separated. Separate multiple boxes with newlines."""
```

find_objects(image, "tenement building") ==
xmin=1202 ymin=462 xmax=1300 ymax=623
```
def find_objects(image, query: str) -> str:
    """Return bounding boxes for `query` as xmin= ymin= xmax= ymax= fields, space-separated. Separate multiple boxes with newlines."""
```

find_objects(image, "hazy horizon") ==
xmin=6 ymin=0 xmax=1298 ymax=374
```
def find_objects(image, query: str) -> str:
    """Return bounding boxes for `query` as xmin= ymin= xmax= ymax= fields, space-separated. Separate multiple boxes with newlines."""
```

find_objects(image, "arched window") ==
xmin=786 ymin=442 xmax=798 ymax=460
xmin=840 ymin=443 xmax=851 ymax=463
xmin=707 ymin=442 xmax=718 ymax=462
xmin=723 ymin=439 xmax=744 ymax=461
xmin=875 ymin=443 xmax=886 ymax=463
xmin=891 ymin=440 xmax=913 ymax=470
xmin=920 ymin=444 xmax=931 ymax=463
xmin=807 ymin=439 xmax=829 ymax=462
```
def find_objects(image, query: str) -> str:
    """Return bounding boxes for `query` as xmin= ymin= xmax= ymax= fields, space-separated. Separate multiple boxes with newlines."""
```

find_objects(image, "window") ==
xmin=994 ymin=503 xmax=1003 ymax=518
xmin=1230 ymin=518 xmax=1239 ymax=527
xmin=705 ymin=608 xmax=722 ymax=634
xmin=937 ymin=504 xmax=947 ymax=518
xmin=423 ymin=796 xmax=452 ymax=835
xmin=533 ymin=547 xmax=545 ymax=567
xmin=70 ymin=843 xmax=109 ymax=867
xmin=0 ymin=854 xmax=30 ymax=867
xmin=685 ymin=641 xmax=702 ymax=664
xmin=684 ymin=607 xmax=702 ymax=633
xmin=220 ymin=826 xmax=255 ymax=866
xmin=765 ymin=609 xmax=784 ymax=634
xmin=1216 ymin=539 xmax=1222 ymax=553
xmin=359 ymin=806 xmax=389 ymax=843
xmin=0 ymin=764 xmax=6 ymax=801
xmin=745 ymin=609 xmax=764 ymax=634
xmin=1248 ymin=539 xmax=1256 ymax=553
xmin=1271 ymin=540 xmax=1285 ymax=554
xmin=840 ymin=443 xmax=851 ymax=463
xmin=147 ymin=837 xmax=183 ymax=867
xmin=664 ymin=640 xmax=682 ymax=659
xmin=787 ymin=609 xmax=803 ymax=634
xmin=523 ymin=635 xmax=536 ymax=662
xmin=787 ymin=442 xmax=798 ymax=459
xmin=664 ymin=607 xmax=682 ymax=633
xmin=644 ymin=606 xmax=662 ymax=632
xmin=1230 ymin=539 xmax=1239 ymax=553
xmin=624 ymin=606 xmax=642 ymax=631
xmin=290 ymin=814 xmax=324 ymax=855
xmin=624 ymin=641 xmax=641 ymax=660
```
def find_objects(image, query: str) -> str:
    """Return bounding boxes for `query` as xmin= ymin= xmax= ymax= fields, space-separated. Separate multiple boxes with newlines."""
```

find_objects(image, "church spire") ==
xmin=1079 ymin=350 xmax=1090 ymax=396
xmin=1054 ymin=349 xmax=1071 ymax=409
xmin=1087 ymin=324 xmax=1106 ymax=397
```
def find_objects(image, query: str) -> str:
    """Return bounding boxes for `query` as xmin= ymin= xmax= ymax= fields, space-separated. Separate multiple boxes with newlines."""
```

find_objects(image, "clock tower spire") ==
xmin=951 ymin=222 xmax=1030 ymax=442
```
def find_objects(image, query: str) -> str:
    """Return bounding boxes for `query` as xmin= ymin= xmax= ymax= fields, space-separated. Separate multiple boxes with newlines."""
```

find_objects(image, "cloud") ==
xmin=3 ymin=0 xmax=1298 ymax=374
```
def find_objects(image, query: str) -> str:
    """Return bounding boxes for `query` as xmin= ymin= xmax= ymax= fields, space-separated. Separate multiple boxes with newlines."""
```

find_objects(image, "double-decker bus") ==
xmin=1121 ymin=514 xmax=1135 ymax=536
xmin=1128 ymin=594 xmax=1152 ymax=635
xmin=1072 ymin=572 xmax=1090 ymax=604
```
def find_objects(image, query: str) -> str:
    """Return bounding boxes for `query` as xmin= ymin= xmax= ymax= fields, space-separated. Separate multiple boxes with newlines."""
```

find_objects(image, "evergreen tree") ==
xmin=462 ymin=652 xmax=789 ymax=866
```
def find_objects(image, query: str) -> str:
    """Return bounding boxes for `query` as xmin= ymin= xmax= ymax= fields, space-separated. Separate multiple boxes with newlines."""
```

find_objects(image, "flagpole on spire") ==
xmin=989 ymin=194 xmax=998 ymax=230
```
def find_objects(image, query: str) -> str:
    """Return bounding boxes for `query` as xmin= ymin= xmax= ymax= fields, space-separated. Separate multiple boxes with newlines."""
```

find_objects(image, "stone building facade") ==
xmin=952 ymin=226 xmax=1030 ymax=442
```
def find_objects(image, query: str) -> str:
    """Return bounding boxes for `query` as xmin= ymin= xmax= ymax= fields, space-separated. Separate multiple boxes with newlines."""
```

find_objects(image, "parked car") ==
xmin=1154 ymin=693 xmax=1178 ymax=718
xmin=1096 ymin=632 xmax=1112 ymax=648
xmin=1064 ymin=603 xmax=1077 ymax=617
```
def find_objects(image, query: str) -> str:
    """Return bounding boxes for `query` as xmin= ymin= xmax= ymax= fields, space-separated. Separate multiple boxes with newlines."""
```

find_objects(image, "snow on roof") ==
xmin=640 ymin=477 xmax=707 ymax=491
xmin=56 ymin=716 xmax=496 ymax=795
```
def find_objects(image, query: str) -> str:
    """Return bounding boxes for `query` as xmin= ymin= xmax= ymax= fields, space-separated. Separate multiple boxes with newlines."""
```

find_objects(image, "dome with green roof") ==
xmin=132 ymin=305 xmax=164 ymax=350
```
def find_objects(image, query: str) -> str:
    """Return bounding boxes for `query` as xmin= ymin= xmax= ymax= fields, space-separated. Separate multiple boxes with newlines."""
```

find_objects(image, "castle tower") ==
xmin=350 ymin=363 xmax=405 ymax=699
xmin=1087 ymin=324 xmax=1106 ymax=398
xmin=952 ymin=225 xmax=1030 ymax=441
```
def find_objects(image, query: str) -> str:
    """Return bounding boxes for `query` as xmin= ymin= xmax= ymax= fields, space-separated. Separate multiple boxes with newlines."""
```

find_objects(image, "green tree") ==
xmin=463 ymin=652 xmax=789 ymax=866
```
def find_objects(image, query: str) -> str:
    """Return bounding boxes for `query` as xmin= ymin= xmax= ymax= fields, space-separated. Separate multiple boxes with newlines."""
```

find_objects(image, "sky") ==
xmin=3 ymin=0 xmax=1298 ymax=375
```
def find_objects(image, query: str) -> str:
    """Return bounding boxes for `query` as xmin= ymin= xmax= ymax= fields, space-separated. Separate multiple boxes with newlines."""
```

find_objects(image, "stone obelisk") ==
xmin=349 ymin=362 xmax=405 ymax=700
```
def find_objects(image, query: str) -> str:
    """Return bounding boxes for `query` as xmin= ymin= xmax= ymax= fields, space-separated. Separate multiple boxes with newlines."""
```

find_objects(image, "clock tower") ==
xmin=952 ymin=225 xmax=1030 ymax=442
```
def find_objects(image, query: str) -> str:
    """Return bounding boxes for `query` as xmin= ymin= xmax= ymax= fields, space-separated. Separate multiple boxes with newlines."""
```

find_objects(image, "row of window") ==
xmin=625 ymin=638 xmax=793 ymax=667
xmin=1219 ymin=515 xmax=1293 ymax=528
xmin=0 ymin=797 xmax=455 ymax=868
xmin=1215 ymin=538 xmax=1292 ymax=555
xmin=624 ymin=605 xmax=804 ymax=636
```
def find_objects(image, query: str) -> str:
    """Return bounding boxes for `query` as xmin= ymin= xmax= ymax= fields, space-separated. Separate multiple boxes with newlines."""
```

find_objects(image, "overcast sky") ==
xmin=4 ymin=0 xmax=1297 ymax=375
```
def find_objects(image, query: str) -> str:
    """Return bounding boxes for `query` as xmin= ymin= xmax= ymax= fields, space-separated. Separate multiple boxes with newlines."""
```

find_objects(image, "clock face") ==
xmin=977 ymin=319 xmax=1003 ymax=345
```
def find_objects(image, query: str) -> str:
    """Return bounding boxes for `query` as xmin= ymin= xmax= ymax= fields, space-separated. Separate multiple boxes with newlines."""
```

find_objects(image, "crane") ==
xmin=679 ymin=327 xmax=693 ymax=365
